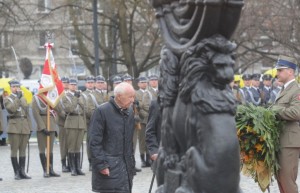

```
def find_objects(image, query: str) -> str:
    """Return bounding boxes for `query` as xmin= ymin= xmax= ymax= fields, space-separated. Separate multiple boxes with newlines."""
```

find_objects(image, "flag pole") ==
xmin=46 ymin=104 xmax=50 ymax=175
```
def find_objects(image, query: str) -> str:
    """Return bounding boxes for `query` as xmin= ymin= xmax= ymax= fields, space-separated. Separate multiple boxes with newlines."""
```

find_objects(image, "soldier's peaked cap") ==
xmin=85 ymin=76 xmax=95 ymax=82
xmin=112 ymin=76 xmax=122 ymax=84
xmin=242 ymin=74 xmax=252 ymax=80
xmin=252 ymin=73 xmax=261 ymax=80
xmin=262 ymin=74 xmax=272 ymax=81
xmin=122 ymin=74 xmax=133 ymax=81
xmin=9 ymin=80 xmax=20 ymax=87
xmin=96 ymin=75 xmax=105 ymax=82
xmin=69 ymin=78 xmax=78 ymax=85
xmin=138 ymin=76 xmax=148 ymax=82
xmin=148 ymin=74 xmax=158 ymax=80
xmin=61 ymin=76 xmax=69 ymax=83
xmin=276 ymin=55 xmax=298 ymax=70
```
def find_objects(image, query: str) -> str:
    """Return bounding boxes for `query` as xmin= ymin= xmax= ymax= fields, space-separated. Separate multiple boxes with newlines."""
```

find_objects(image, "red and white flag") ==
xmin=38 ymin=43 xmax=64 ymax=108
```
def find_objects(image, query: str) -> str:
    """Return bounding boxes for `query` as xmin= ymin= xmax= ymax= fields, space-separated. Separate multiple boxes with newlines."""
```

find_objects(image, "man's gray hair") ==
xmin=114 ymin=82 xmax=134 ymax=96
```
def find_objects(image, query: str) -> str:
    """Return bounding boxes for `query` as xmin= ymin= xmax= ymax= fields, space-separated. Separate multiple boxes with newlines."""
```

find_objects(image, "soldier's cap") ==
xmin=61 ymin=76 xmax=69 ymax=83
xmin=138 ymin=76 xmax=148 ymax=83
xmin=85 ymin=76 xmax=95 ymax=83
xmin=148 ymin=74 xmax=158 ymax=80
xmin=69 ymin=78 xmax=78 ymax=85
xmin=112 ymin=76 xmax=122 ymax=84
xmin=122 ymin=74 xmax=133 ymax=81
xmin=96 ymin=75 xmax=106 ymax=83
xmin=252 ymin=73 xmax=261 ymax=81
xmin=9 ymin=80 xmax=20 ymax=87
xmin=242 ymin=74 xmax=252 ymax=80
xmin=262 ymin=74 xmax=272 ymax=81
xmin=276 ymin=55 xmax=298 ymax=70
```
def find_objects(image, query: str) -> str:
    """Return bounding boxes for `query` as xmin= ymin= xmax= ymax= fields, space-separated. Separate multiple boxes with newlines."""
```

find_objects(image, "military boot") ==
xmin=75 ymin=152 xmax=85 ymax=175
xmin=68 ymin=153 xmax=77 ymax=176
xmin=61 ymin=158 xmax=70 ymax=172
xmin=19 ymin=157 xmax=31 ymax=179
xmin=39 ymin=153 xmax=50 ymax=178
xmin=140 ymin=154 xmax=147 ymax=168
xmin=88 ymin=158 xmax=92 ymax=171
xmin=11 ymin=157 xmax=21 ymax=180
xmin=49 ymin=153 xmax=60 ymax=177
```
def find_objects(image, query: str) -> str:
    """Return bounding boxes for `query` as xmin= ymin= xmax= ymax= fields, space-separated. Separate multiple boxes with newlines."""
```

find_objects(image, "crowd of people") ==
xmin=0 ymin=73 xmax=159 ymax=193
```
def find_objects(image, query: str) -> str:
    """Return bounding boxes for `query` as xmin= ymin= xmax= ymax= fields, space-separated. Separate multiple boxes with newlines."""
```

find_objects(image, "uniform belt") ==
xmin=68 ymin=113 xmax=81 ymax=116
xmin=9 ymin=115 xmax=27 ymax=119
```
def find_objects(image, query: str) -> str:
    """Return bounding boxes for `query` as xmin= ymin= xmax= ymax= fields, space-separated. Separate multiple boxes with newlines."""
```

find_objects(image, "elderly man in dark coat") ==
xmin=89 ymin=82 xmax=136 ymax=193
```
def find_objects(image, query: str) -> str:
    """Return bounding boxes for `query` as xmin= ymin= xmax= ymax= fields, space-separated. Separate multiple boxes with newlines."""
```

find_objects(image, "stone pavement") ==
xmin=0 ymin=143 xmax=299 ymax=193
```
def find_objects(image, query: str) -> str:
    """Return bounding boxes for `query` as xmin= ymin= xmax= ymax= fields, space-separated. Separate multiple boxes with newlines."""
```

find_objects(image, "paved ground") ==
xmin=0 ymin=142 xmax=299 ymax=193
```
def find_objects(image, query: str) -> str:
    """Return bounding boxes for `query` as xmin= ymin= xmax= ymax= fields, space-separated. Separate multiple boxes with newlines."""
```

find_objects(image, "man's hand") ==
xmin=16 ymin=91 xmax=23 ymax=99
xmin=100 ymin=168 xmax=110 ymax=176
xmin=151 ymin=154 xmax=158 ymax=161
xmin=41 ymin=129 xmax=50 ymax=136
xmin=74 ymin=91 xmax=81 ymax=98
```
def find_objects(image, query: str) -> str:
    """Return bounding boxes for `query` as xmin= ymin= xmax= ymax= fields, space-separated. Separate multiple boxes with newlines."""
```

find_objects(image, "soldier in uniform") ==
xmin=54 ymin=76 xmax=70 ymax=172
xmin=32 ymin=94 xmax=60 ymax=177
xmin=135 ymin=76 xmax=151 ymax=168
xmin=261 ymin=74 xmax=273 ymax=106
xmin=90 ymin=75 xmax=108 ymax=111
xmin=108 ymin=76 xmax=122 ymax=98
xmin=148 ymin=74 xmax=159 ymax=99
xmin=248 ymin=73 xmax=262 ymax=106
xmin=62 ymin=78 xmax=86 ymax=176
xmin=4 ymin=80 xmax=31 ymax=180
xmin=238 ymin=74 xmax=252 ymax=104
xmin=272 ymin=55 xmax=300 ymax=193
xmin=81 ymin=76 xmax=96 ymax=171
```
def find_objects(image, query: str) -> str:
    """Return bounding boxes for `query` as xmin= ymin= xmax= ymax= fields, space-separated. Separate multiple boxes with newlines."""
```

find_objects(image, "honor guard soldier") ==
xmin=62 ymin=78 xmax=86 ymax=176
xmin=261 ymin=74 xmax=273 ymax=106
xmin=82 ymin=76 xmax=96 ymax=171
xmin=4 ymin=80 xmax=32 ymax=180
xmin=108 ymin=76 xmax=122 ymax=97
xmin=54 ymin=76 xmax=70 ymax=172
xmin=238 ymin=74 xmax=252 ymax=104
xmin=90 ymin=75 xmax=108 ymax=111
xmin=249 ymin=73 xmax=262 ymax=106
xmin=148 ymin=74 xmax=159 ymax=99
xmin=32 ymin=94 xmax=60 ymax=178
xmin=135 ymin=76 xmax=151 ymax=168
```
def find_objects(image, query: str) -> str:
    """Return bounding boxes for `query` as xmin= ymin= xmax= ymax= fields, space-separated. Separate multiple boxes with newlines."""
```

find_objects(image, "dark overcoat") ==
xmin=89 ymin=97 xmax=135 ymax=193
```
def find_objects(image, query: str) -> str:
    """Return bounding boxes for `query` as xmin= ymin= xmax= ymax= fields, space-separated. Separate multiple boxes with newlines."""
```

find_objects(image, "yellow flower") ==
xmin=246 ymin=125 xmax=253 ymax=132
xmin=255 ymin=143 xmax=263 ymax=152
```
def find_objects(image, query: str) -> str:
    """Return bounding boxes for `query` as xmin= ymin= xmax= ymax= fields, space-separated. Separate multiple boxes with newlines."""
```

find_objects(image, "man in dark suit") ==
xmin=272 ymin=55 xmax=300 ymax=193
xmin=145 ymin=99 xmax=164 ymax=186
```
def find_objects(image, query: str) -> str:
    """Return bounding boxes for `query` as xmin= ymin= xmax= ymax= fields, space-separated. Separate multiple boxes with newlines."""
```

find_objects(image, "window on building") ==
xmin=39 ymin=31 xmax=46 ymax=47
xmin=0 ymin=32 xmax=9 ymax=48
xmin=38 ymin=0 xmax=51 ymax=12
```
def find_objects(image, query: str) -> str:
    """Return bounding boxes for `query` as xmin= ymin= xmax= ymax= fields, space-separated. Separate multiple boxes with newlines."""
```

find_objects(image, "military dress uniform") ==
xmin=261 ymin=74 xmax=273 ymax=106
xmin=272 ymin=56 xmax=300 ymax=193
xmin=134 ymin=76 xmax=151 ymax=167
xmin=62 ymin=79 xmax=86 ymax=176
xmin=81 ymin=76 xmax=96 ymax=171
xmin=4 ymin=80 xmax=31 ymax=180
xmin=54 ymin=76 xmax=70 ymax=172
xmin=32 ymin=95 xmax=60 ymax=177
xmin=108 ymin=76 xmax=122 ymax=98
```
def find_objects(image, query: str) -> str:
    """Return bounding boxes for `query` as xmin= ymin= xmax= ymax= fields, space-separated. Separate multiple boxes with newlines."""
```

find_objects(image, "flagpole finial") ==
xmin=45 ymin=31 xmax=54 ymax=48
